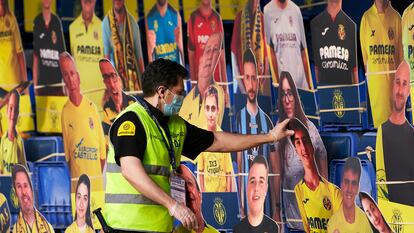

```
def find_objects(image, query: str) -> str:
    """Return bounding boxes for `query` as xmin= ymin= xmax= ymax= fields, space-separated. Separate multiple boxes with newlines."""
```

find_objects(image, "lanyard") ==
xmin=136 ymin=97 xmax=177 ymax=171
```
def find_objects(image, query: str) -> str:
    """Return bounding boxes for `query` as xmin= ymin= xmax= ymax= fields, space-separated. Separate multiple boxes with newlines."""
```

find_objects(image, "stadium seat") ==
xmin=24 ymin=136 xmax=65 ymax=162
xmin=32 ymin=161 xmax=72 ymax=229
xmin=320 ymin=132 xmax=358 ymax=162
xmin=358 ymin=132 xmax=377 ymax=167
xmin=329 ymin=159 xmax=377 ymax=204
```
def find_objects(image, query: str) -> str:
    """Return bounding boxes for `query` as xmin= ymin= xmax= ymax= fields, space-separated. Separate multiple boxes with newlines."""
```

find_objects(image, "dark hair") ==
xmin=12 ymin=164 xmax=32 ymax=191
xmin=288 ymin=118 xmax=313 ymax=149
xmin=277 ymin=71 xmax=308 ymax=168
xmin=204 ymin=85 xmax=219 ymax=107
xmin=142 ymin=58 xmax=188 ymax=97
xmin=251 ymin=155 xmax=269 ymax=174
xmin=243 ymin=48 xmax=257 ymax=71
xmin=343 ymin=157 xmax=362 ymax=182
xmin=75 ymin=174 xmax=93 ymax=229
xmin=277 ymin=71 xmax=307 ymax=123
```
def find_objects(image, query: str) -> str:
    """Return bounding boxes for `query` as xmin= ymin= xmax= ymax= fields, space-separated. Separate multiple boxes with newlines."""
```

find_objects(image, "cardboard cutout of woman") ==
xmin=65 ymin=174 xmax=94 ymax=233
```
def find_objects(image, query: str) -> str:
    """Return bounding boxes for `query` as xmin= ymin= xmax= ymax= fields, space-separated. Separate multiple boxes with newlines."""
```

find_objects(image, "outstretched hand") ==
xmin=269 ymin=119 xmax=294 ymax=142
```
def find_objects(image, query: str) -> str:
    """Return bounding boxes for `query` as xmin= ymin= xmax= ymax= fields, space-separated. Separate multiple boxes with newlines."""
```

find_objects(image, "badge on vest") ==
xmin=117 ymin=121 xmax=136 ymax=136
xmin=170 ymin=174 xmax=186 ymax=204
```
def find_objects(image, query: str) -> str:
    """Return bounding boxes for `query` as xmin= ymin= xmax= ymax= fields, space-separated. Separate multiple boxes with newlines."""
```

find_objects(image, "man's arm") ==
xmin=301 ymin=49 xmax=312 ymax=89
xmin=175 ymin=13 xmax=184 ymax=65
xmin=206 ymin=119 xmax=293 ymax=152
xmin=145 ymin=19 xmax=156 ymax=63
xmin=32 ymin=54 xmax=39 ymax=95
xmin=17 ymin=52 xmax=28 ymax=95
xmin=120 ymin=156 xmax=198 ymax=230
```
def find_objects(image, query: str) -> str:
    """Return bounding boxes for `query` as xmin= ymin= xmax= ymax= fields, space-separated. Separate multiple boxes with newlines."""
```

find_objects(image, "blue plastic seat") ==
xmin=32 ymin=161 xmax=72 ymax=229
xmin=321 ymin=132 xmax=358 ymax=162
xmin=24 ymin=136 xmax=65 ymax=162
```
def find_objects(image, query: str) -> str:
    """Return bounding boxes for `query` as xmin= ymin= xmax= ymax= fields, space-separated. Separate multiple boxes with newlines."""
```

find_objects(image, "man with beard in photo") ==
xmin=236 ymin=49 xmax=279 ymax=223
xmin=376 ymin=60 xmax=414 ymax=206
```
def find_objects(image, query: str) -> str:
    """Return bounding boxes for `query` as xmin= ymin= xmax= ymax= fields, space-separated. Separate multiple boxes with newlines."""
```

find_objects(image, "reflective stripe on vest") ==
xmin=104 ymin=102 xmax=186 ymax=232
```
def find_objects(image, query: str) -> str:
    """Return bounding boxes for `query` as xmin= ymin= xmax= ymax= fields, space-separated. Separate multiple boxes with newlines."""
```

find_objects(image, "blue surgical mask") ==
xmin=163 ymin=92 xmax=184 ymax=116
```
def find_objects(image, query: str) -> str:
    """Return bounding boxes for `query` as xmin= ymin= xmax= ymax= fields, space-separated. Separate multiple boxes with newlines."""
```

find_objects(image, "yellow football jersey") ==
xmin=197 ymin=149 xmax=233 ymax=192
xmin=0 ymin=12 xmax=23 ymax=91
xmin=294 ymin=177 xmax=343 ymax=233
xmin=0 ymin=133 xmax=27 ymax=175
xmin=360 ymin=3 xmax=402 ymax=127
xmin=327 ymin=204 xmax=372 ymax=233
xmin=61 ymin=96 xmax=106 ymax=191
xmin=69 ymin=15 xmax=105 ymax=113
xmin=402 ymin=3 xmax=414 ymax=124
xmin=64 ymin=222 xmax=95 ymax=233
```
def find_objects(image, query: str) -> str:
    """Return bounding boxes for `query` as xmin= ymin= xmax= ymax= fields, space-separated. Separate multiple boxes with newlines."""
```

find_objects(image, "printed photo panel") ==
xmin=68 ymin=174 xmax=96 ymax=233
xmin=69 ymin=0 xmax=105 ymax=121
xmin=102 ymin=1 xmax=145 ymax=93
xmin=23 ymin=0 xmax=57 ymax=32
xmin=232 ymin=156 xmax=280 ymax=233
xmin=182 ymin=0 xmax=217 ymax=22
xmin=180 ymin=33 xmax=226 ymax=128
xmin=327 ymin=157 xmax=373 ymax=232
xmin=144 ymin=0 xmax=184 ymax=65
xmin=0 ymin=3 xmax=35 ymax=133
xmin=0 ymin=193 xmax=10 ymax=233
xmin=360 ymin=192 xmax=396 ymax=233
xmin=33 ymin=4 xmax=67 ymax=132
xmin=195 ymin=84 xmax=235 ymax=193
xmin=375 ymin=79 xmax=414 ymax=233
xmin=263 ymin=0 xmax=313 ymax=91
xmin=231 ymin=0 xmax=270 ymax=94
xmin=98 ymin=59 xmax=137 ymax=150
xmin=234 ymin=48 xmax=274 ymax=219
xmin=275 ymin=72 xmax=328 ymax=230
xmin=218 ymin=0 xmax=247 ymax=21
xmin=0 ymin=85 xmax=34 ymax=133
xmin=0 ymin=89 xmax=28 ymax=175
xmin=186 ymin=4 xmax=229 ymax=106
xmin=173 ymin=164 xmax=223 ymax=232
xmin=288 ymin=118 xmax=338 ymax=232
xmin=311 ymin=6 xmax=365 ymax=126
xmin=11 ymin=164 xmax=54 ymax=231
xmin=402 ymin=3 xmax=414 ymax=124
xmin=103 ymin=0 xmax=139 ymax=21
xmin=360 ymin=1 xmax=403 ymax=128
xmin=59 ymin=52 xmax=105 ymax=230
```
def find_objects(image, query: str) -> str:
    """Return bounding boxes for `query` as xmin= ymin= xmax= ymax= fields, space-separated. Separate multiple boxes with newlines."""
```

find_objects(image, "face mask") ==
xmin=163 ymin=92 xmax=184 ymax=116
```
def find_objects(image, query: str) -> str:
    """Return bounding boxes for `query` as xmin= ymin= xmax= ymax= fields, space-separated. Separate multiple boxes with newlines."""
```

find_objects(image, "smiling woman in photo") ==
xmin=65 ymin=174 xmax=94 ymax=233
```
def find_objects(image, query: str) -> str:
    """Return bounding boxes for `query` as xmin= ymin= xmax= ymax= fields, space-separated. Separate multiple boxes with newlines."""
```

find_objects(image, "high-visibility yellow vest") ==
xmin=104 ymin=101 xmax=186 ymax=232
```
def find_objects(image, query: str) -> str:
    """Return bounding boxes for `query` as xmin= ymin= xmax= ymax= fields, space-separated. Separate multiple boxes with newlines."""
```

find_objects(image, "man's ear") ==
xmin=157 ymin=86 xmax=166 ymax=98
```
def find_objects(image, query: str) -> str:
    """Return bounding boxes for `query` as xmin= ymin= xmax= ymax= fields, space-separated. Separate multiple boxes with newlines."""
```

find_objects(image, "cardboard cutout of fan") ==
xmin=0 ymin=81 xmax=31 ymax=109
